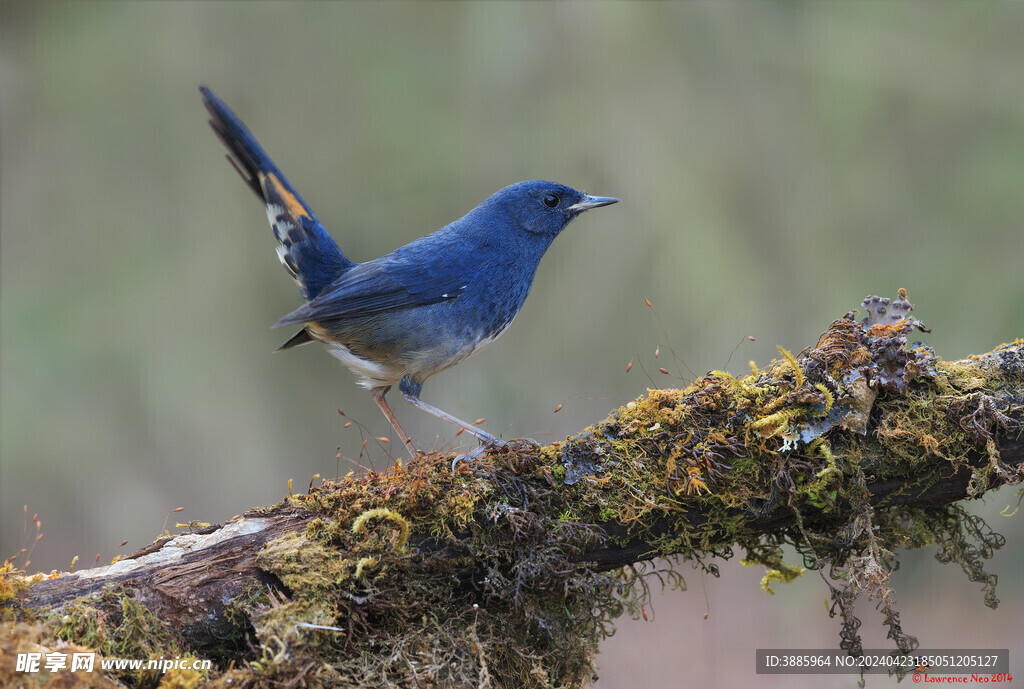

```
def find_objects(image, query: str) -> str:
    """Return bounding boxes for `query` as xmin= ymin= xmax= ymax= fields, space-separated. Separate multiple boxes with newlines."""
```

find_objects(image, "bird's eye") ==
xmin=543 ymin=194 xmax=560 ymax=208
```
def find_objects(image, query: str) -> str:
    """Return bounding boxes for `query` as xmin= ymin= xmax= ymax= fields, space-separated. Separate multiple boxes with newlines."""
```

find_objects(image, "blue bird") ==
xmin=200 ymin=87 xmax=619 ymax=465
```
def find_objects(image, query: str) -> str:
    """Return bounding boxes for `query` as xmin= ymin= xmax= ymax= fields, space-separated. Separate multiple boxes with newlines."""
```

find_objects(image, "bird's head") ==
xmin=491 ymin=180 xmax=619 ymax=237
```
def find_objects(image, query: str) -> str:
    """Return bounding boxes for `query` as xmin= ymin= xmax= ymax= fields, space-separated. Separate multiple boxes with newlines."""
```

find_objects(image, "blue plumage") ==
xmin=201 ymin=87 xmax=619 ymax=465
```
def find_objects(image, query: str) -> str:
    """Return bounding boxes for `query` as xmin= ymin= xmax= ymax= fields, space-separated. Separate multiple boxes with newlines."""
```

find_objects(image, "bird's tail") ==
xmin=200 ymin=86 xmax=353 ymax=301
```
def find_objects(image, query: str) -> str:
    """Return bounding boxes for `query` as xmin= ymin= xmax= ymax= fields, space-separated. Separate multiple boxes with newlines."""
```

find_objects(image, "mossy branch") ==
xmin=3 ymin=293 xmax=1023 ymax=689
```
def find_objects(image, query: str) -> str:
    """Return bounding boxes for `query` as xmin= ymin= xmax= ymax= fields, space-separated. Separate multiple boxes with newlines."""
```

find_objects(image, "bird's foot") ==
xmin=450 ymin=437 xmax=505 ymax=472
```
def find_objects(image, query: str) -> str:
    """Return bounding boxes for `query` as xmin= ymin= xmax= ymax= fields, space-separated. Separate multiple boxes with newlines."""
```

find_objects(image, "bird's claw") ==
xmin=450 ymin=438 xmax=505 ymax=472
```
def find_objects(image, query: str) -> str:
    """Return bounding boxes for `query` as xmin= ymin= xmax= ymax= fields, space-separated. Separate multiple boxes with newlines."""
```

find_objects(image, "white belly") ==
xmin=320 ymin=340 xmax=403 ymax=389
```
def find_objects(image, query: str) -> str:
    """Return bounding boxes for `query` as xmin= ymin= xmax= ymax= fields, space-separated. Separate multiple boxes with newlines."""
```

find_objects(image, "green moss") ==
xmin=156 ymin=655 xmax=209 ymax=689
xmin=52 ymin=585 xmax=182 ymax=687
xmin=0 ymin=561 xmax=30 ymax=604
xmin=256 ymin=532 xmax=354 ymax=594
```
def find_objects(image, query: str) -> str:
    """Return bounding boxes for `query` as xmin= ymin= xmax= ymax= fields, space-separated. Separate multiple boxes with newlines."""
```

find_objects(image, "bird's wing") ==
xmin=201 ymin=87 xmax=353 ymax=300
xmin=271 ymin=239 xmax=479 ymax=327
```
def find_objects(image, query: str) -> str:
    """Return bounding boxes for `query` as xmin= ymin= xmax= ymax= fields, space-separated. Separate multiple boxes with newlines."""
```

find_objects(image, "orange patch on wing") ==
xmin=263 ymin=172 xmax=309 ymax=220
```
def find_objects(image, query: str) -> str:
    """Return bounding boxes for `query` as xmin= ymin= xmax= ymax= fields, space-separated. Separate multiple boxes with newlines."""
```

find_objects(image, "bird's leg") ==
xmin=370 ymin=386 xmax=417 ymax=458
xmin=398 ymin=378 xmax=504 ymax=469
xmin=399 ymin=387 xmax=502 ymax=446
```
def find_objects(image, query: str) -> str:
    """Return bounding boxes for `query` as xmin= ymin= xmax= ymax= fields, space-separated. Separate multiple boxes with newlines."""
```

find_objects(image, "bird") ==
xmin=200 ymin=86 xmax=619 ymax=466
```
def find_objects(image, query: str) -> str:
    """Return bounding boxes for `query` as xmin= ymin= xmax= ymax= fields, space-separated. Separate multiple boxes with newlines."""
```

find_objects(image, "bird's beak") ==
xmin=568 ymin=195 xmax=620 ymax=213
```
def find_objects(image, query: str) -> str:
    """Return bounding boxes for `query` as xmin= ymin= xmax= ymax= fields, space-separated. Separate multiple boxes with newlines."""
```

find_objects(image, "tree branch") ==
xmin=4 ymin=295 xmax=1023 ymax=689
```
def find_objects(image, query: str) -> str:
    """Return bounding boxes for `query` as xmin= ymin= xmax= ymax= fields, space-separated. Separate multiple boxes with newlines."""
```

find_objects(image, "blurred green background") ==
xmin=2 ymin=2 xmax=1022 ymax=686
